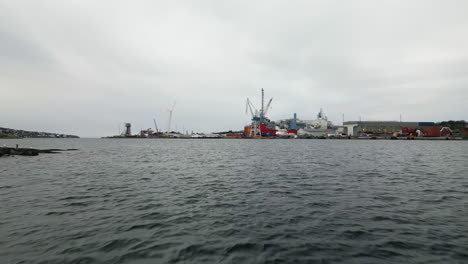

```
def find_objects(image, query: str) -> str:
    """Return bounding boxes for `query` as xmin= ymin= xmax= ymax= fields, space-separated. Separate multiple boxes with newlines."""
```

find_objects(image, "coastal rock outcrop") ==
xmin=0 ymin=147 xmax=78 ymax=157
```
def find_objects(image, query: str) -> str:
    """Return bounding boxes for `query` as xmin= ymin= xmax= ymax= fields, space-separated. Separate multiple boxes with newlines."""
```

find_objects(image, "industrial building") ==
xmin=343 ymin=121 xmax=436 ymax=136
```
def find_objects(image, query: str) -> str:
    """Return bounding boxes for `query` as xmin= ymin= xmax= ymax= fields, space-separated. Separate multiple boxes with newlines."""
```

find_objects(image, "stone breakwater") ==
xmin=0 ymin=147 xmax=78 ymax=157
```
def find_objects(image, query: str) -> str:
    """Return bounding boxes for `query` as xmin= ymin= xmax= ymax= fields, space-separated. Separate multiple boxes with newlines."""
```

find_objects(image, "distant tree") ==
xmin=436 ymin=120 xmax=466 ymax=131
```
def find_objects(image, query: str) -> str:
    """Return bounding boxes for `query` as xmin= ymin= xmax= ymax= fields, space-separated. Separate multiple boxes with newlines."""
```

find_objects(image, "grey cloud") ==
xmin=0 ymin=0 xmax=467 ymax=137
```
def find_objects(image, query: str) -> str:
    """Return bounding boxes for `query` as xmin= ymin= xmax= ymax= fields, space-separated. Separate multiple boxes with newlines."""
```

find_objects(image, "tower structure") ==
xmin=124 ymin=123 xmax=131 ymax=136
xmin=290 ymin=113 xmax=298 ymax=130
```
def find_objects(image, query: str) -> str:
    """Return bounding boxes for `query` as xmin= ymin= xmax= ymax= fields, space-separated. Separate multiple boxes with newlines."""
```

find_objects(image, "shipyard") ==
xmin=104 ymin=89 xmax=467 ymax=140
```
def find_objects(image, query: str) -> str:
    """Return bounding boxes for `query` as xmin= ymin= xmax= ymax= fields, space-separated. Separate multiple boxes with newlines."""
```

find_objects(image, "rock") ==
xmin=0 ymin=147 xmax=77 ymax=157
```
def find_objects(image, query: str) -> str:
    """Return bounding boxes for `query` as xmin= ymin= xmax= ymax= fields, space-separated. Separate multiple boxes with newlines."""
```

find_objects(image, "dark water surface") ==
xmin=1 ymin=138 xmax=467 ymax=263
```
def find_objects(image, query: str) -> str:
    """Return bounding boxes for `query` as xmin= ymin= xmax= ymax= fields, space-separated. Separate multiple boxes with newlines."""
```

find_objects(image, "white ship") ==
xmin=297 ymin=109 xmax=336 ymax=136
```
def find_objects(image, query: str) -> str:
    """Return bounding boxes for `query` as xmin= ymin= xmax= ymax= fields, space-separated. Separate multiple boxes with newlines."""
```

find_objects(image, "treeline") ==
xmin=435 ymin=120 xmax=466 ymax=131
xmin=0 ymin=127 xmax=79 ymax=138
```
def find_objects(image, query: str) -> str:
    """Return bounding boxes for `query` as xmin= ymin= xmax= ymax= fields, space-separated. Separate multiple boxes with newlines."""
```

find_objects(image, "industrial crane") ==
xmin=245 ymin=88 xmax=273 ymax=122
xmin=153 ymin=118 xmax=159 ymax=133
xmin=245 ymin=88 xmax=273 ymax=136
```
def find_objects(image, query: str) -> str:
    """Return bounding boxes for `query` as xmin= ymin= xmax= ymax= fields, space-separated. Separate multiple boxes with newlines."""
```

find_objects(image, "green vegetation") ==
xmin=436 ymin=120 xmax=466 ymax=130
xmin=0 ymin=133 xmax=20 ymax=139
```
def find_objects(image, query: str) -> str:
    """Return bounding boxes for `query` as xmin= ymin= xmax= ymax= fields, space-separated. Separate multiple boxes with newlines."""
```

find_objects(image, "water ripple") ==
xmin=0 ymin=138 xmax=467 ymax=263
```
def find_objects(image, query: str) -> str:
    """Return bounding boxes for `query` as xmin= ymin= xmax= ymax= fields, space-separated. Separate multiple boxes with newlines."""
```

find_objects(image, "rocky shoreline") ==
xmin=0 ymin=147 xmax=78 ymax=157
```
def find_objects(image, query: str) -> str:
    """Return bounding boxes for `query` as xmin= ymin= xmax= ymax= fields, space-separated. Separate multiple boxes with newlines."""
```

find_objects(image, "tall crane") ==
xmin=246 ymin=89 xmax=273 ymax=121
xmin=245 ymin=88 xmax=273 ymax=136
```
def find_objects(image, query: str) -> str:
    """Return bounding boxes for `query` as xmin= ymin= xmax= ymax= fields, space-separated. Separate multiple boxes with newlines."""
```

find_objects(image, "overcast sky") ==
xmin=1 ymin=0 xmax=467 ymax=137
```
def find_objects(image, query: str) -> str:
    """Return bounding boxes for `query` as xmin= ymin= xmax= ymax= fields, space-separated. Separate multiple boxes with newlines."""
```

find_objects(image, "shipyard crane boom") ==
xmin=263 ymin=98 xmax=274 ymax=116
xmin=245 ymin=98 xmax=256 ymax=118
xmin=153 ymin=118 xmax=159 ymax=133
xmin=249 ymin=99 xmax=258 ymax=113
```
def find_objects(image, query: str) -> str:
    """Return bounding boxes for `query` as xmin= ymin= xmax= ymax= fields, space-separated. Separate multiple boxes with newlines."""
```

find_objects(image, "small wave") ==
xmin=265 ymin=233 xmax=284 ymax=240
xmin=185 ymin=199 xmax=200 ymax=205
xmin=45 ymin=211 xmax=72 ymax=216
xmin=288 ymin=215 xmax=309 ymax=224
xmin=364 ymin=172 xmax=383 ymax=176
xmin=375 ymin=195 xmax=399 ymax=201
xmin=125 ymin=222 xmax=166 ymax=231
xmin=117 ymin=250 xmax=164 ymax=262
xmin=269 ymin=190 xmax=293 ymax=195
xmin=66 ymin=202 xmax=91 ymax=207
xmin=137 ymin=203 xmax=162 ymax=211
xmin=353 ymin=248 xmax=405 ymax=258
xmin=380 ymin=240 xmax=422 ymax=250
xmin=211 ymin=228 xmax=241 ymax=237
xmin=210 ymin=202 xmax=237 ymax=208
xmin=438 ymin=195 xmax=460 ymax=201
xmin=342 ymin=230 xmax=367 ymax=239
xmin=169 ymin=216 xmax=194 ymax=224
xmin=429 ymin=242 xmax=457 ymax=252
xmin=130 ymin=241 xmax=181 ymax=252
xmin=60 ymin=195 xmax=96 ymax=200
xmin=262 ymin=243 xmax=282 ymax=252
xmin=225 ymin=242 xmax=260 ymax=254
xmin=371 ymin=216 xmax=412 ymax=224
xmin=171 ymin=244 xmax=220 ymax=262
xmin=60 ymin=247 xmax=84 ymax=255
xmin=139 ymin=211 xmax=163 ymax=220
xmin=99 ymin=238 xmax=140 ymax=252
xmin=307 ymin=201 xmax=333 ymax=207
xmin=39 ymin=256 xmax=96 ymax=264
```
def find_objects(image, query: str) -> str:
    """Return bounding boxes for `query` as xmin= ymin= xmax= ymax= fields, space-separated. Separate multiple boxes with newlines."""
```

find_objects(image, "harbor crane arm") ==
xmin=153 ymin=118 xmax=159 ymax=133
xmin=246 ymin=98 xmax=256 ymax=117
xmin=263 ymin=98 xmax=273 ymax=116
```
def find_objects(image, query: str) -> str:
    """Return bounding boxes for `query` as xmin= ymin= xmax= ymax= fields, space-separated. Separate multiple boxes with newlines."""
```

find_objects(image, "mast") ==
xmin=260 ymin=88 xmax=265 ymax=121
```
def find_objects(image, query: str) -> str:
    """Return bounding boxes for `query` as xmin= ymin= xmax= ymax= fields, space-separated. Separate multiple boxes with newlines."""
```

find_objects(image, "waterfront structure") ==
xmin=124 ymin=123 xmax=132 ymax=136
xmin=276 ymin=109 xmax=335 ymax=136
xmin=297 ymin=109 xmax=335 ymax=136
xmin=343 ymin=121 xmax=434 ymax=136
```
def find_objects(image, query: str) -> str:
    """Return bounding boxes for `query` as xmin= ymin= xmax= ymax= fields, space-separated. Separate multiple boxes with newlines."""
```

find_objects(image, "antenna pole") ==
xmin=261 ymin=88 xmax=264 ymax=120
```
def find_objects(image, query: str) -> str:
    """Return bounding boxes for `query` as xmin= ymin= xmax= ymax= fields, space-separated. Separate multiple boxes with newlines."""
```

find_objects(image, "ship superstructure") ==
xmin=297 ymin=108 xmax=335 ymax=136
